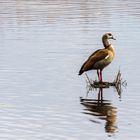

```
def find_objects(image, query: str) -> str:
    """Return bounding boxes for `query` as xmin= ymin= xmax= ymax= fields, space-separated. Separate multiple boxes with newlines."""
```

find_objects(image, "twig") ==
xmin=85 ymin=73 xmax=92 ymax=86
xmin=85 ymin=69 xmax=126 ymax=91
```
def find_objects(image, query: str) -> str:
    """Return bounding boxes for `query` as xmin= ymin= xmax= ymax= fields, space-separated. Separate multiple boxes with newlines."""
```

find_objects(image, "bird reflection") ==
xmin=80 ymin=88 xmax=117 ymax=134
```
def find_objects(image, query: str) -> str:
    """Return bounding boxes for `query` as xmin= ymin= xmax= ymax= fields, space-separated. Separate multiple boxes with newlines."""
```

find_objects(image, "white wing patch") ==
xmin=105 ymin=55 xmax=109 ymax=59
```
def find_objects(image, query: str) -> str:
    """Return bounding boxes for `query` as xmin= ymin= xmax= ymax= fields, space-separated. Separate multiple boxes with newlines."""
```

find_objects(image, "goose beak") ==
xmin=112 ymin=36 xmax=116 ymax=40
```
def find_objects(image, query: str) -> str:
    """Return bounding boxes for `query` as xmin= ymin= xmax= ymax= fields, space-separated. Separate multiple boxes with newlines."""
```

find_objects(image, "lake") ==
xmin=0 ymin=0 xmax=140 ymax=139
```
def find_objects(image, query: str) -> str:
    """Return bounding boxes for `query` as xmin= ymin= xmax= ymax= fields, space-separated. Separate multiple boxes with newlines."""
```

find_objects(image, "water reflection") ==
xmin=80 ymin=88 xmax=118 ymax=134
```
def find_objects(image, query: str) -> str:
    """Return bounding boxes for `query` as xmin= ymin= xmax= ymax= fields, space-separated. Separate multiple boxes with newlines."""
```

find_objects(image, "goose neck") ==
xmin=102 ymin=36 xmax=111 ymax=48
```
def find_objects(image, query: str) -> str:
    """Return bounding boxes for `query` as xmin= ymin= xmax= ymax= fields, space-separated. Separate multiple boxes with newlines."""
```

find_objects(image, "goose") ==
xmin=78 ymin=32 xmax=116 ymax=82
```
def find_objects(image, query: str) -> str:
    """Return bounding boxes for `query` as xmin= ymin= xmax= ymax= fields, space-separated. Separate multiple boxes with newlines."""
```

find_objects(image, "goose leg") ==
xmin=100 ymin=70 xmax=102 ymax=82
xmin=97 ymin=70 xmax=100 ymax=81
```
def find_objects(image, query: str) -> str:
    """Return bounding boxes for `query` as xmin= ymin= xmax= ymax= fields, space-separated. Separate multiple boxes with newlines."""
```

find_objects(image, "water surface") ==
xmin=0 ymin=0 xmax=140 ymax=139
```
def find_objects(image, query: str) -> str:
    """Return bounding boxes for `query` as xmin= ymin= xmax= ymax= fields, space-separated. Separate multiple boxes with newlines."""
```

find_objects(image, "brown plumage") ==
xmin=79 ymin=32 xmax=116 ymax=82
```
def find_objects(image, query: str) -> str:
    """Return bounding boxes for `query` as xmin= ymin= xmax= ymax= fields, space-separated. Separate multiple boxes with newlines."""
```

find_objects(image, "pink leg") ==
xmin=100 ymin=70 xmax=102 ymax=82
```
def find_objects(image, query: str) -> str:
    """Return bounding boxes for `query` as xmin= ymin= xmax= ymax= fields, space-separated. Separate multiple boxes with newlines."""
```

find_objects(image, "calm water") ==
xmin=0 ymin=0 xmax=140 ymax=139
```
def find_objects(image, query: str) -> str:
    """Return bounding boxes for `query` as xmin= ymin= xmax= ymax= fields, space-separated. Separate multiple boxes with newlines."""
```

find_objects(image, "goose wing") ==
xmin=79 ymin=49 xmax=108 ymax=75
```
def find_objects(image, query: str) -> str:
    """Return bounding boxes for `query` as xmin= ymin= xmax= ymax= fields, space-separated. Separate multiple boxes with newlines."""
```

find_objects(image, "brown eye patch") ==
xmin=108 ymin=33 xmax=112 ymax=36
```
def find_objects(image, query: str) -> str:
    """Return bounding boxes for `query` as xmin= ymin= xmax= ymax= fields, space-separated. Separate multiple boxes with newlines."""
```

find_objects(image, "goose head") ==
xmin=102 ymin=32 xmax=116 ymax=47
xmin=103 ymin=32 xmax=116 ymax=40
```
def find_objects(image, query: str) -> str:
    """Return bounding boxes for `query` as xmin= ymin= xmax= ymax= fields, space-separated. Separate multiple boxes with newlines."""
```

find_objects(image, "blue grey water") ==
xmin=0 ymin=0 xmax=140 ymax=139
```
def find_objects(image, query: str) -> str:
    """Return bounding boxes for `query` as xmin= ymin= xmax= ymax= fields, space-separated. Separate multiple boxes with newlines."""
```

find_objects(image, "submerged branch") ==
xmin=85 ymin=70 xmax=127 ymax=94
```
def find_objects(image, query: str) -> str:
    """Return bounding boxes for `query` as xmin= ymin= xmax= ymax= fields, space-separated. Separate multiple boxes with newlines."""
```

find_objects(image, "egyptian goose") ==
xmin=79 ymin=32 xmax=116 ymax=82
